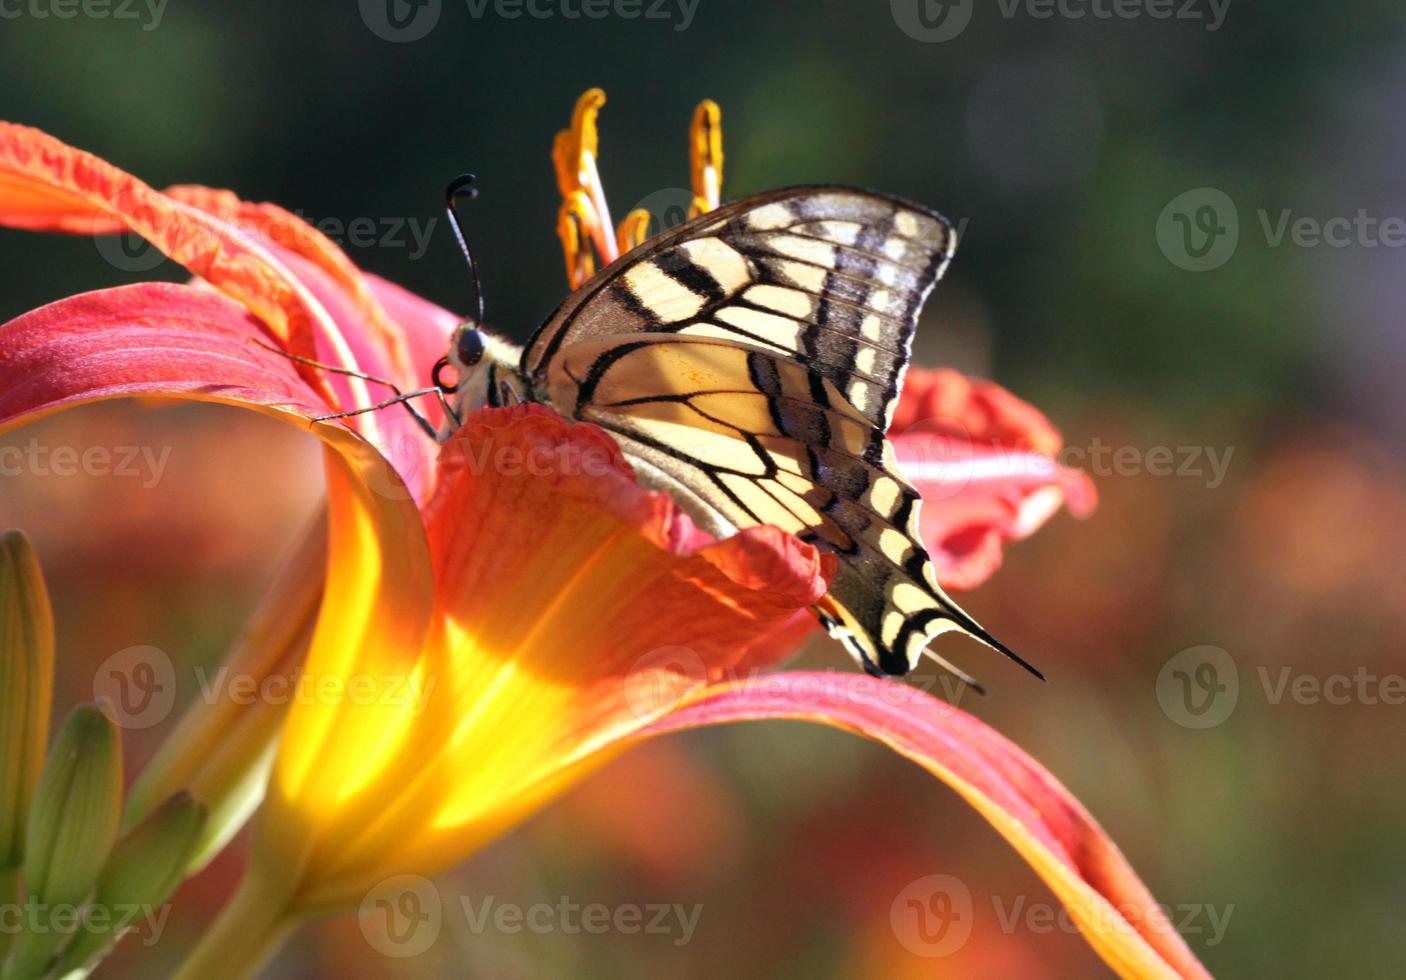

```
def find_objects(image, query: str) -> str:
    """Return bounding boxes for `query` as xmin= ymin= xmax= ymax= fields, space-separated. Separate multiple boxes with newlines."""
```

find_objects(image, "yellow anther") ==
xmin=572 ymin=87 xmax=606 ymax=162
xmin=616 ymin=208 xmax=651 ymax=255
xmin=553 ymin=87 xmax=607 ymax=196
xmin=551 ymin=129 xmax=575 ymax=199
xmin=689 ymin=99 xmax=724 ymax=216
xmin=552 ymin=91 xmax=727 ymax=284
xmin=557 ymin=191 xmax=599 ymax=289
xmin=553 ymin=89 xmax=618 ymax=285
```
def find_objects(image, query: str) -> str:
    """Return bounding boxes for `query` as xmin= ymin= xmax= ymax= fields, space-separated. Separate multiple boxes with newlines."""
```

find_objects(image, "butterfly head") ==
xmin=439 ymin=322 xmax=525 ymax=414
xmin=451 ymin=321 xmax=488 ymax=373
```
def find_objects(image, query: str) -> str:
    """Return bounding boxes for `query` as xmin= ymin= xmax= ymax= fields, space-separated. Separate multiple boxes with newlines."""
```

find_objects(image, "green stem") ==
xmin=4 ymin=906 xmax=64 ymax=980
xmin=170 ymin=871 xmax=297 ymax=980
xmin=0 ymin=865 xmax=18 ymax=964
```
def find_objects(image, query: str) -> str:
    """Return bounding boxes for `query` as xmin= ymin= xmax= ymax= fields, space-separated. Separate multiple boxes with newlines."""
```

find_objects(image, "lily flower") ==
xmin=0 ymin=93 xmax=1207 ymax=980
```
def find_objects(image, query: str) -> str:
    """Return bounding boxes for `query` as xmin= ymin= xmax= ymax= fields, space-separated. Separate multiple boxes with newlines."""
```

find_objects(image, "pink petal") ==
xmin=890 ymin=367 xmax=1097 ymax=590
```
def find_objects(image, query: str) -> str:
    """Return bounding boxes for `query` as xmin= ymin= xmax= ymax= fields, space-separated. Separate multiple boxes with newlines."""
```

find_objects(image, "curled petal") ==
xmin=645 ymin=674 xmax=1212 ymax=980
xmin=0 ymin=281 xmax=436 ymax=746
xmin=894 ymin=437 xmax=1097 ymax=590
xmin=0 ymin=123 xmax=322 ymax=368
xmin=162 ymin=186 xmax=420 ymax=384
xmin=891 ymin=368 xmax=1097 ymax=590
xmin=0 ymin=283 xmax=334 ymax=426
xmin=0 ymin=122 xmax=430 ymax=458
xmin=892 ymin=366 xmax=1067 ymax=455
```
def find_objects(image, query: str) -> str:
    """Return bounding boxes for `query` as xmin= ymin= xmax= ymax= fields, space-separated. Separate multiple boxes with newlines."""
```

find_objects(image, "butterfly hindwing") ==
xmin=521 ymin=186 xmax=1025 ymax=679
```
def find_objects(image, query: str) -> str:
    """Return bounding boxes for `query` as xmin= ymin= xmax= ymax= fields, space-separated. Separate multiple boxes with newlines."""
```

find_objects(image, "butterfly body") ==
xmin=444 ymin=185 xmax=1031 ymax=683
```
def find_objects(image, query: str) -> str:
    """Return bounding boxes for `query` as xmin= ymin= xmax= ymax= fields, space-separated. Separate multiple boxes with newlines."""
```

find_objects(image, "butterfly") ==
xmin=433 ymin=184 xmax=1038 ymax=685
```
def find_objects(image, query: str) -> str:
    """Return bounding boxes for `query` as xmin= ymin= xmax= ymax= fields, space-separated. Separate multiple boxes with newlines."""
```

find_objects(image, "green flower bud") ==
xmin=98 ymin=790 xmax=205 ymax=908
xmin=0 ymin=531 xmax=55 ymax=872
xmin=23 ymin=703 xmax=123 ymax=907
xmin=53 ymin=792 xmax=207 ymax=975
xmin=6 ymin=704 xmax=124 ymax=978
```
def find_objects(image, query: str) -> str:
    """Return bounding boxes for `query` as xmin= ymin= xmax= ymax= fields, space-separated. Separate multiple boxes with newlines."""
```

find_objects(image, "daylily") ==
xmin=0 ymin=90 xmax=1206 ymax=980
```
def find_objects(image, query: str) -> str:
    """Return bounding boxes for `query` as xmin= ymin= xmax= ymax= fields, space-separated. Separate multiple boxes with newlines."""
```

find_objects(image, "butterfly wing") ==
xmin=522 ymin=186 xmax=1031 ymax=679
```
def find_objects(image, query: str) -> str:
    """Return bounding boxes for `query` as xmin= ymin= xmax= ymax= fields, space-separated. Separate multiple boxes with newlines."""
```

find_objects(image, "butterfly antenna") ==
xmin=445 ymin=173 xmax=486 ymax=327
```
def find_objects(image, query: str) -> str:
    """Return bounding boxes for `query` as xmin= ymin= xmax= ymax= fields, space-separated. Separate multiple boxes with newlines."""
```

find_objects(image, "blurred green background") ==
xmin=3 ymin=1 xmax=1406 ymax=976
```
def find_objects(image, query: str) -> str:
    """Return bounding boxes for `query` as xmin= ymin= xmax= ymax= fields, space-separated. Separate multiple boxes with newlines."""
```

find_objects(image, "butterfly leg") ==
xmin=312 ymin=387 xmax=448 ymax=429
xmin=496 ymin=377 xmax=524 ymax=407
xmin=252 ymin=339 xmax=439 ymax=440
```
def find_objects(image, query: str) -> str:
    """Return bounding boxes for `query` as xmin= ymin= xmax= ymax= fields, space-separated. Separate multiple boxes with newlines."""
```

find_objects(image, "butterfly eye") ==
xmin=456 ymin=326 xmax=487 ymax=367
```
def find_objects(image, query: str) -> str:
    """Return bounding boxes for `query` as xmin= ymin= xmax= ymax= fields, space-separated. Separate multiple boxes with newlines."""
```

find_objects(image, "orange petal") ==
xmin=645 ymin=674 xmax=1213 ymax=980
xmin=0 ymin=124 xmax=315 ymax=362
xmin=162 ymin=186 xmax=421 ymax=389
xmin=262 ymin=404 xmax=831 ymax=910
xmin=0 ymin=123 xmax=466 ymax=495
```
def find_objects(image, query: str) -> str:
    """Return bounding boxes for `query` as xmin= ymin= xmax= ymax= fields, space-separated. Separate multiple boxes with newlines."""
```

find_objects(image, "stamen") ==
xmin=615 ymin=208 xmax=651 ymax=254
xmin=552 ymin=89 xmax=616 ymax=282
xmin=557 ymin=190 xmax=599 ymax=289
xmin=689 ymin=99 xmax=724 ymax=217
xmin=552 ymin=91 xmax=728 ymax=285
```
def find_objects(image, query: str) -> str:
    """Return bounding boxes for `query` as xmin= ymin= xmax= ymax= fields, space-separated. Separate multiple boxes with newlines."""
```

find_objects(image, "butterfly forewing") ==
xmin=522 ymin=186 xmax=1024 ymax=679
